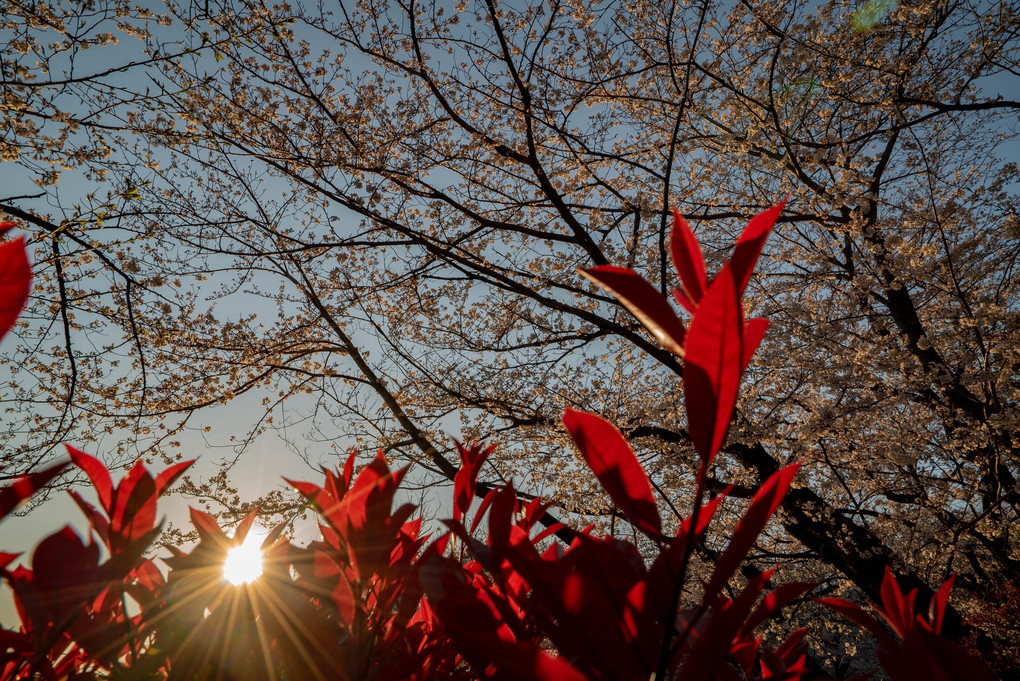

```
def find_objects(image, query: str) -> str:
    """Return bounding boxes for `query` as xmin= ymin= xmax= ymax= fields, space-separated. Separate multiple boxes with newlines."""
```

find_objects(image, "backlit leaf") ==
xmin=67 ymin=446 xmax=113 ymax=512
xmin=670 ymin=208 xmax=708 ymax=307
xmin=704 ymin=463 xmax=800 ymax=601
xmin=742 ymin=318 xmax=769 ymax=371
xmin=0 ymin=236 xmax=31 ymax=343
xmin=110 ymin=462 xmax=158 ymax=545
xmin=581 ymin=265 xmax=686 ymax=356
xmin=684 ymin=264 xmax=743 ymax=462
xmin=563 ymin=407 xmax=661 ymax=539
xmin=729 ymin=201 xmax=785 ymax=297
xmin=154 ymin=459 xmax=195 ymax=495
xmin=0 ymin=461 xmax=69 ymax=521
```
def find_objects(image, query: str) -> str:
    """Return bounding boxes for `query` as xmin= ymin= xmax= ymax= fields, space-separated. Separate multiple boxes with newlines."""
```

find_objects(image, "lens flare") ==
xmin=223 ymin=536 xmax=264 ymax=585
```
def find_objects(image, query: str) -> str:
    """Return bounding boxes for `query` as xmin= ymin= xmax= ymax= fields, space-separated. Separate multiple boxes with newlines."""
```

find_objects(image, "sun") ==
xmin=223 ymin=532 xmax=265 ymax=585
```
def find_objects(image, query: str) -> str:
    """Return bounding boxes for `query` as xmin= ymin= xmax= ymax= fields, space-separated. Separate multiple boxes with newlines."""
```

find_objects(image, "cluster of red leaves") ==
xmin=0 ymin=215 xmax=1000 ymax=680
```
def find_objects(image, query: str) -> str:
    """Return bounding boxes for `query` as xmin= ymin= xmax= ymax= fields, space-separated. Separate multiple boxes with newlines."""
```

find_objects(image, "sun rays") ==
xmin=223 ymin=533 xmax=265 ymax=585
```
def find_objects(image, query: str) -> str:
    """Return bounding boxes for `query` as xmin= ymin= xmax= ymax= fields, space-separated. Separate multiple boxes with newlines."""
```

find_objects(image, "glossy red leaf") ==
xmin=521 ymin=495 xmax=554 ymax=530
xmin=330 ymin=562 xmax=358 ymax=625
xmin=32 ymin=526 xmax=100 ymax=592
xmin=704 ymin=463 xmax=800 ymax=601
xmin=649 ymin=491 xmax=730 ymax=590
xmin=286 ymin=477 xmax=323 ymax=503
xmin=913 ymin=627 xmax=999 ymax=681
xmin=341 ymin=449 xmax=357 ymax=489
xmin=741 ymin=580 xmax=815 ymax=637
xmin=670 ymin=208 xmax=708 ymax=306
xmin=729 ymin=200 xmax=785 ymax=297
xmin=503 ymin=527 xmax=652 ymax=678
xmin=487 ymin=484 xmax=517 ymax=566
xmin=67 ymin=445 xmax=114 ymax=512
xmin=110 ymin=461 xmax=158 ymax=545
xmin=581 ymin=265 xmax=686 ymax=356
xmin=233 ymin=508 xmax=259 ymax=544
xmin=878 ymin=566 xmax=915 ymax=638
xmin=775 ymin=627 xmax=809 ymax=660
xmin=154 ymin=459 xmax=194 ymax=495
xmin=454 ymin=439 xmax=495 ymax=522
xmin=470 ymin=485 xmax=501 ymax=535
xmin=0 ymin=236 xmax=31 ymax=343
xmin=26 ymin=527 xmax=103 ymax=628
xmin=816 ymin=597 xmax=888 ymax=640
xmin=822 ymin=570 xmax=997 ymax=681
xmin=672 ymin=286 xmax=698 ymax=315
xmin=678 ymin=569 xmax=776 ymax=681
xmin=423 ymin=554 xmax=583 ymax=681
xmin=132 ymin=558 xmax=165 ymax=593
xmin=928 ymin=574 xmax=954 ymax=633
xmin=0 ymin=552 xmax=19 ymax=570
xmin=189 ymin=506 xmax=226 ymax=541
xmin=759 ymin=628 xmax=810 ymax=679
xmin=0 ymin=461 xmax=69 ymax=520
xmin=742 ymin=318 xmax=769 ymax=371
xmin=681 ymin=490 xmax=729 ymax=538
xmin=683 ymin=263 xmax=743 ymax=461
xmin=563 ymin=407 xmax=662 ymax=539
xmin=68 ymin=490 xmax=111 ymax=546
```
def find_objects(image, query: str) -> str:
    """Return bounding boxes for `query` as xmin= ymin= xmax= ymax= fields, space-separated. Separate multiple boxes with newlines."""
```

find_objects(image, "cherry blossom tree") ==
xmin=2 ymin=0 xmax=1018 ymax=669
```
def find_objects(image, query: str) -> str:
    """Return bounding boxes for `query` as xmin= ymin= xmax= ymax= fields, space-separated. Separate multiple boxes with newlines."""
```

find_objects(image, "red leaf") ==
xmin=342 ymin=455 xmax=408 ymax=534
xmin=774 ymin=627 xmax=809 ymax=662
xmin=650 ymin=490 xmax=731 ymax=589
xmin=233 ymin=508 xmax=259 ymax=544
xmin=341 ymin=449 xmax=357 ymax=489
xmin=562 ymin=407 xmax=661 ymax=539
xmin=678 ymin=569 xmax=776 ymax=681
xmin=729 ymin=201 xmax=785 ymax=297
xmin=0 ymin=461 xmax=69 ymax=520
xmin=503 ymin=528 xmax=652 ymax=678
xmin=0 ymin=552 xmax=19 ymax=570
xmin=876 ymin=567 xmax=918 ymax=639
xmin=154 ymin=459 xmax=194 ymax=495
xmin=741 ymin=581 xmax=815 ymax=636
xmin=29 ymin=527 xmax=102 ymax=626
xmin=816 ymin=597 xmax=889 ymax=640
xmin=32 ymin=527 xmax=100 ymax=592
xmin=189 ymin=507 xmax=226 ymax=542
xmin=670 ymin=208 xmax=708 ymax=306
xmin=527 ymin=650 xmax=590 ymax=681
xmin=742 ymin=318 xmax=769 ymax=371
xmin=704 ymin=463 xmax=800 ymax=601
xmin=672 ymin=286 xmax=698 ymax=315
xmin=131 ymin=558 xmax=165 ymax=594
xmin=260 ymin=520 xmax=288 ymax=550
xmin=286 ymin=478 xmax=323 ymax=501
xmin=68 ymin=490 xmax=110 ymax=546
xmin=581 ymin=265 xmax=686 ymax=355
xmin=330 ymin=563 xmax=358 ymax=625
xmin=928 ymin=574 xmax=954 ymax=633
xmin=0 ymin=236 xmax=31 ymax=343
xmin=110 ymin=461 xmax=158 ymax=545
xmin=487 ymin=484 xmax=517 ymax=566
xmin=454 ymin=439 xmax=495 ymax=522
xmin=913 ymin=627 xmax=999 ymax=681
xmin=67 ymin=445 xmax=113 ymax=512
xmin=471 ymin=485 xmax=501 ymax=535
xmin=683 ymin=264 xmax=743 ymax=461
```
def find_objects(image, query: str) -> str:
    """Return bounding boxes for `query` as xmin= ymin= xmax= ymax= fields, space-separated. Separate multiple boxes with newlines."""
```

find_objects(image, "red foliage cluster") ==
xmin=0 ymin=215 xmax=999 ymax=680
